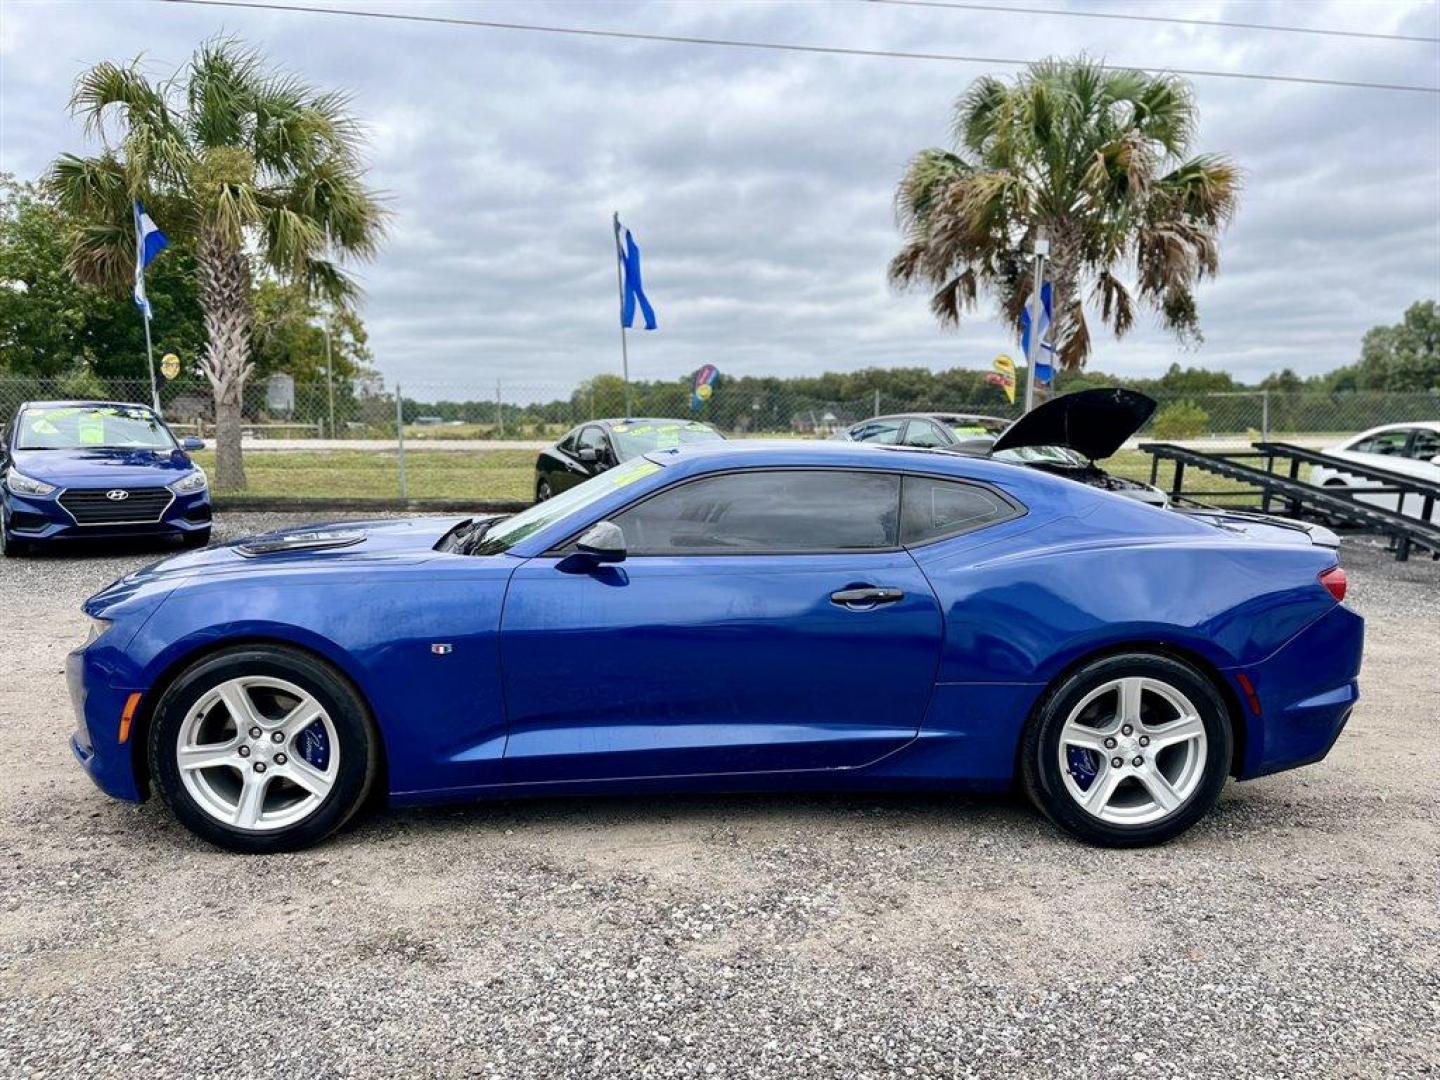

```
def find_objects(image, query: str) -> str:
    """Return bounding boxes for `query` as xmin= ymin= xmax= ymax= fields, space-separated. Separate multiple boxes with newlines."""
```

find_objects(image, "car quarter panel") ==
xmin=94 ymin=557 xmax=519 ymax=798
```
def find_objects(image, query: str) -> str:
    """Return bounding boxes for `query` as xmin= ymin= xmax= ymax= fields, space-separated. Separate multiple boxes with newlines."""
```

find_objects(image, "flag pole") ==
xmin=142 ymin=311 xmax=160 ymax=413
xmin=613 ymin=212 xmax=632 ymax=417
xmin=1022 ymin=234 xmax=1048 ymax=415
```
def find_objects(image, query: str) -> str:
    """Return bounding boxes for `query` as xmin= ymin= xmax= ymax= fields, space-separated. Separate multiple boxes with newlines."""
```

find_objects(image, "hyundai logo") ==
xmin=105 ymin=490 xmax=130 ymax=502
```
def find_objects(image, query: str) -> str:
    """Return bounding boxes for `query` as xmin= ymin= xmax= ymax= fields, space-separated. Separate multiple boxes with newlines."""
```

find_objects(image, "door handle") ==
xmin=830 ymin=586 xmax=905 ymax=608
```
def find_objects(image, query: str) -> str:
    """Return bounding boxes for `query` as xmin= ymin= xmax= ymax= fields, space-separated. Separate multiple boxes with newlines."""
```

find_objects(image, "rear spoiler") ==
xmin=1176 ymin=508 xmax=1340 ymax=550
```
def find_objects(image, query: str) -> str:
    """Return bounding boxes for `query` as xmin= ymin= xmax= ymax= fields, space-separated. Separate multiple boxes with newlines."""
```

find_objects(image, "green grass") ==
xmin=1107 ymin=449 xmax=1257 ymax=505
xmin=191 ymin=446 xmax=1265 ymax=506
xmin=192 ymin=449 xmax=535 ymax=502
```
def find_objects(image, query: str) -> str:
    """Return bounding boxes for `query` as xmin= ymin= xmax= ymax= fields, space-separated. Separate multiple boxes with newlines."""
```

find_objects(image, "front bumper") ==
xmin=67 ymin=644 xmax=146 ymax=802
xmin=1231 ymin=603 xmax=1365 ymax=780
xmin=4 ymin=486 xmax=210 ymax=544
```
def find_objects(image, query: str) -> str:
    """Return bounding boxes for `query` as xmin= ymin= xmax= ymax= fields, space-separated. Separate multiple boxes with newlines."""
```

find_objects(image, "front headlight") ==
xmin=5 ymin=468 xmax=56 ymax=497
xmin=84 ymin=616 xmax=111 ymax=647
xmin=169 ymin=468 xmax=208 ymax=495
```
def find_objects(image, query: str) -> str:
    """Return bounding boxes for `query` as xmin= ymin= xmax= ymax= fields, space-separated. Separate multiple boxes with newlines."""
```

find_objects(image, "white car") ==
xmin=1309 ymin=422 xmax=1440 ymax=523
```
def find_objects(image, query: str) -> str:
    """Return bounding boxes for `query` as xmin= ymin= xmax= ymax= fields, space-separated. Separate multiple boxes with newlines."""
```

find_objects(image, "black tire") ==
xmin=1020 ymin=652 xmax=1232 ymax=848
xmin=148 ymin=645 xmax=379 ymax=853
xmin=180 ymin=528 xmax=212 ymax=549
xmin=536 ymin=477 xmax=553 ymax=502
xmin=0 ymin=524 xmax=28 ymax=558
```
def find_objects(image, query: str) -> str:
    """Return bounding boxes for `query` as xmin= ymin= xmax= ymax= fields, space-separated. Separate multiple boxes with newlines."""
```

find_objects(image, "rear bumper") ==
xmin=1232 ymin=604 xmax=1364 ymax=780
xmin=4 ymin=487 xmax=210 ymax=543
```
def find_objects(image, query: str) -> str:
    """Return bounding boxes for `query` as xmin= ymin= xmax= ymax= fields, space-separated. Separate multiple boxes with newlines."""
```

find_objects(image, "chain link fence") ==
xmin=2 ymin=374 xmax=1436 ymax=502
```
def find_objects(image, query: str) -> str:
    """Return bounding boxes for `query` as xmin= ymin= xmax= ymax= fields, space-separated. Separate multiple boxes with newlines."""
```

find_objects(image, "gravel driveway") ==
xmin=1 ymin=515 xmax=1436 ymax=1079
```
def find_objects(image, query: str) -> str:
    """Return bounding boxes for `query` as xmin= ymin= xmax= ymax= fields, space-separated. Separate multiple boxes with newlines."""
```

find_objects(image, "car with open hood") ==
xmin=69 ymin=439 xmax=1359 ymax=854
xmin=1 ymin=400 xmax=211 ymax=556
xmin=838 ymin=390 xmax=1167 ymax=507
xmin=533 ymin=417 xmax=724 ymax=501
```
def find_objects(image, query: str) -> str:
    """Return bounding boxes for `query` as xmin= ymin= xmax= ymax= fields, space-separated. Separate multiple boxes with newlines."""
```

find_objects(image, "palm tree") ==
xmin=47 ymin=39 xmax=383 ymax=488
xmin=890 ymin=58 xmax=1240 ymax=376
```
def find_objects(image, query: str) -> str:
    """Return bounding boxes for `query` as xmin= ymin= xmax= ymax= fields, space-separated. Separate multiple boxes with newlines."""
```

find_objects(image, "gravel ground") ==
xmin=1 ymin=514 xmax=1436 ymax=1079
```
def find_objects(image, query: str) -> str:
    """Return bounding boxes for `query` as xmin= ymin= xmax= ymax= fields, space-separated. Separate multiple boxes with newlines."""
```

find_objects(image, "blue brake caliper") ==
xmin=298 ymin=723 xmax=330 ymax=771
xmin=1067 ymin=746 xmax=1098 ymax=791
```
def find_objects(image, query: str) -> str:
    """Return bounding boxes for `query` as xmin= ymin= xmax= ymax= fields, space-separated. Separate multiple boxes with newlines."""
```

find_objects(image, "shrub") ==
xmin=1152 ymin=400 xmax=1210 ymax=439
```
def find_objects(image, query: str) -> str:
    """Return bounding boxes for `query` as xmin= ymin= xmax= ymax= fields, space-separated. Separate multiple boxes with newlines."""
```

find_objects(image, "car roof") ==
xmin=642 ymin=437 xmax=1025 ymax=479
xmin=20 ymin=399 xmax=158 ymax=412
xmin=857 ymin=412 xmax=1006 ymax=423
xmin=1348 ymin=421 xmax=1440 ymax=436
xmin=589 ymin=417 xmax=714 ymax=429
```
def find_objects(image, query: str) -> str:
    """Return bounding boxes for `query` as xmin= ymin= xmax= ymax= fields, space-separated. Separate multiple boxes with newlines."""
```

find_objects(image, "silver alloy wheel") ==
xmin=176 ymin=675 xmax=339 ymax=832
xmin=1057 ymin=675 xmax=1208 ymax=826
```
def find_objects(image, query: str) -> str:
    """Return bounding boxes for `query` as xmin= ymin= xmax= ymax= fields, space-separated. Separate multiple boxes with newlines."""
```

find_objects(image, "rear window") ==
xmin=900 ymin=476 xmax=1022 ymax=545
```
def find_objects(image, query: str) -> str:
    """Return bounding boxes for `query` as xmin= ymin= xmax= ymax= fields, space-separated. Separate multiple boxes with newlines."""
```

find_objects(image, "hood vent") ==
xmin=237 ymin=529 xmax=366 ymax=558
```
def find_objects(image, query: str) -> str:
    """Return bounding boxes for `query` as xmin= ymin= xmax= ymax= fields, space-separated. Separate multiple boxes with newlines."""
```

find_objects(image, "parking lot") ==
xmin=1 ymin=514 xmax=1436 ymax=1079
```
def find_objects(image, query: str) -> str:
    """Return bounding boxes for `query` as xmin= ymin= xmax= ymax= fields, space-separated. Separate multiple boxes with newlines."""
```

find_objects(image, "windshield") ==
xmin=470 ymin=456 xmax=665 ymax=555
xmin=16 ymin=405 xmax=175 ymax=451
xmin=995 ymin=444 xmax=1087 ymax=467
xmin=611 ymin=421 xmax=722 ymax=461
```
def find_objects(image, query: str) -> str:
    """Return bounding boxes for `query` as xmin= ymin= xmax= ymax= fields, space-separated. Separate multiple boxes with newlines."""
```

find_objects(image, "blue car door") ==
xmin=499 ymin=469 xmax=943 ymax=782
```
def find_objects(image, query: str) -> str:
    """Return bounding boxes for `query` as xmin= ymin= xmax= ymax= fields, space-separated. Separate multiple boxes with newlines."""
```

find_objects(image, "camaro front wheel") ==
xmin=1021 ymin=653 xmax=1232 ymax=847
xmin=148 ymin=646 xmax=379 ymax=853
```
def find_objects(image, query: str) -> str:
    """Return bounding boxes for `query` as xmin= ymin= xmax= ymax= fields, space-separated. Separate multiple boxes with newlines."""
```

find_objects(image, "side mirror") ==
xmin=181 ymin=436 xmax=206 ymax=452
xmin=575 ymin=520 xmax=626 ymax=563
xmin=577 ymin=447 xmax=599 ymax=464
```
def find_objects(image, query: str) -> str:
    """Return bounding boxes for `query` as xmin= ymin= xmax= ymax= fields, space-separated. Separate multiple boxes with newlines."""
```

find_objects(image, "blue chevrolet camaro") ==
xmin=1 ymin=400 xmax=211 ymax=556
xmin=69 ymin=438 xmax=1361 ymax=853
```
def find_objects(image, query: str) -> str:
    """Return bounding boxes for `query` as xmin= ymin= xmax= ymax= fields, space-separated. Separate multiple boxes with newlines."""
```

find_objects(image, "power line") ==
xmin=865 ymin=0 xmax=1440 ymax=45
xmin=156 ymin=0 xmax=1440 ymax=95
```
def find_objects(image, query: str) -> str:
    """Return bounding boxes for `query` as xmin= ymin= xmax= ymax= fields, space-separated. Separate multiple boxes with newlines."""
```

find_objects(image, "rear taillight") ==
xmin=1319 ymin=566 xmax=1347 ymax=602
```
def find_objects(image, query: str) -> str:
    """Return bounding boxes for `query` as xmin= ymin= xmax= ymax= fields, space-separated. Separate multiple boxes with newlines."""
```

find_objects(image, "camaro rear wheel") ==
xmin=536 ymin=478 xmax=553 ymax=502
xmin=149 ymin=646 xmax=378 ymax=853
xmin=1021 ymin=654 xmax=1231 ymax=847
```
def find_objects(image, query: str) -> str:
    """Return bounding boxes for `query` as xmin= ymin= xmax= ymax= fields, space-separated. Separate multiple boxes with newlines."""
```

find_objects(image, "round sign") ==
xmin=160 ymin=353 xmax=181 ymax=380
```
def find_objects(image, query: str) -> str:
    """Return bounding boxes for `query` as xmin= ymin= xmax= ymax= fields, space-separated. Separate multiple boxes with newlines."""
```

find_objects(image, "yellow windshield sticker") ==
xmin=78 ymin=415 xmax=106 ymax=444
xmin=611 ymin=460 xmax=661 ymax=487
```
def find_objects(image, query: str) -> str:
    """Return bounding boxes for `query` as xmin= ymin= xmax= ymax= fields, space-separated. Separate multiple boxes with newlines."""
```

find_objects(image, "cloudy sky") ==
xmin=2 ymin=0 xmax=1438 ymax=397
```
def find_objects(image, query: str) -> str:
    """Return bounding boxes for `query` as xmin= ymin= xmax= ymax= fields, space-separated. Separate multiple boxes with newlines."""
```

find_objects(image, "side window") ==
xmin=1352 ymin=430 xmax=1409 ymax=456
xmin=900 ymin=475 xmax=1021 ymax=545
xmin=902 ymin=420 xmax=949 ymax=448
xmin=556 ymin=428 xmax=580 ymax=454
xmin=613 ymin=470 xmax=900 ymax=555
xmin=849 ymin=419 xmax=903 ymax=445
xmin=1406 ymin=429 xmax=1440 ymax=460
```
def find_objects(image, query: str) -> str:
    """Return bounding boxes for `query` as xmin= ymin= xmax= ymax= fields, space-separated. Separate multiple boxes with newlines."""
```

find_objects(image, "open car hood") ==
xmin=990 ymin=388 xmax=1157 ymax=461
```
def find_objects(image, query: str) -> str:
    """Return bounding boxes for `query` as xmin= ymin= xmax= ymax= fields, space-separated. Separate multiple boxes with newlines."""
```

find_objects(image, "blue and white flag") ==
xmin=614 ymin=213 xmax=657 ymax=331
xmin=133 ymin=201 xmax=169 ymax=319
xmin=1019 ymin=280 xmax=1055 ymax=385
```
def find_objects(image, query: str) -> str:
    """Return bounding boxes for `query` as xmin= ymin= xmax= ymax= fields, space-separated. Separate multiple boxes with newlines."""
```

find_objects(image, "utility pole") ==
xmin=1022 ymin=236 xmax=1049 ymax=416
xmin=322 ymin=319 xmax=336 ymax=439
xmin=873 ymin=388 xmax=881 ymax=417
xmin=496 ymin=379 xmax=504 ymax=438
xmin=395 ymin=383 xmax=407 ymax=500
xmin=613 ymin=212 xmax=632 ymax=417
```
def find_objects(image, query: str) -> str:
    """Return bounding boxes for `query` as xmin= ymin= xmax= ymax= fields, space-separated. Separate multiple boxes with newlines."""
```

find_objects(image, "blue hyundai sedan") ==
xmin=68 ymin=436 xmax=1361 ymax=853
xmin=1 ymin=400 xmax=211 ymax=556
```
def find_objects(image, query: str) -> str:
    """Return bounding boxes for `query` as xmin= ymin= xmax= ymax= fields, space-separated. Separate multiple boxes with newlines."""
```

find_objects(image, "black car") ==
xmin=533 ymin=418 xmax=725 ymax=501
xmin=838 ymin=390 xmax=1168 ymax=507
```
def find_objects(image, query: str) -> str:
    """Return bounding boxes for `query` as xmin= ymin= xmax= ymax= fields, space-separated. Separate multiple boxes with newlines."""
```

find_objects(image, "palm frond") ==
xmin=1056 ymin=301 xmax=1092 ymax=369
xmin=1093 ymin=271 xmax=1135 ymax=337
